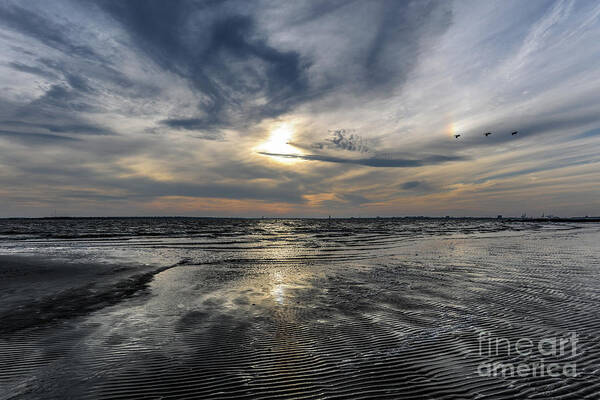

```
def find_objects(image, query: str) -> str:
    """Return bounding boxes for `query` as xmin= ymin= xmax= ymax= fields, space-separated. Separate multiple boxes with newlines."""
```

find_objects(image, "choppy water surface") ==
xmin=1 ymin=218 xmax=600 ymax=399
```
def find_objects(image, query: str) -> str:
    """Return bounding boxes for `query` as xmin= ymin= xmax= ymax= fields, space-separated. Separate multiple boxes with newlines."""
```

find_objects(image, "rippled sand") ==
xmin=1 ymin=219 xmax=599 ymax=399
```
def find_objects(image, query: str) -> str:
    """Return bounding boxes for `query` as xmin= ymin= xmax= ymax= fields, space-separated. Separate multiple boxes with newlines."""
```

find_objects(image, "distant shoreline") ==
xmin=1 ymin=216 xmax=600 ymax=222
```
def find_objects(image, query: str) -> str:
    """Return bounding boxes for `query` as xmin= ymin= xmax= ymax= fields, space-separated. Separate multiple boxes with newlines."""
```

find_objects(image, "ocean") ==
xmin=1 ymin=218 xmax=599 ymax=399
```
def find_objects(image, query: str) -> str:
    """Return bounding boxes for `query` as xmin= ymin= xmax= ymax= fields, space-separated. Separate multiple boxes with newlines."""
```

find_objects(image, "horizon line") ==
xmin=1 ymin=215 xmax=599 ymax=221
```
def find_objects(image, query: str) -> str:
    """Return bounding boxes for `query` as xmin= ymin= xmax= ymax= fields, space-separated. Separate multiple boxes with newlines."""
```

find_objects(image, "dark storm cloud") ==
xmin=95 ymin=0 xmax=454 ymax=131
xmin=258 ymin=152 xmax=465 ymax=168
xmin=97 ymin=0 xmax=311 ymax=130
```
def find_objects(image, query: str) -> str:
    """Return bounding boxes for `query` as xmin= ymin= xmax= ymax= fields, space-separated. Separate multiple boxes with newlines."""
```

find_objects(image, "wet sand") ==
xmin=1 ymin=220 xmax=600 ymax=399
xmin=0 ymin=255 xmax=180 ymax=334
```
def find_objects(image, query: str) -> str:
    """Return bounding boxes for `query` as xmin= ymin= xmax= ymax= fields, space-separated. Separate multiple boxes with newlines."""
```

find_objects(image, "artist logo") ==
xmin=476 ymin=331 xmax=579 ymax=377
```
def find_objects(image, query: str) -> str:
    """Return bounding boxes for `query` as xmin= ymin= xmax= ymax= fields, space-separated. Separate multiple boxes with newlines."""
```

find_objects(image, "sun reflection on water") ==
xmin=272 ymin=284 xmax=285 ymax=305
xmin=270 ymin=270 xmax=286 ymax=305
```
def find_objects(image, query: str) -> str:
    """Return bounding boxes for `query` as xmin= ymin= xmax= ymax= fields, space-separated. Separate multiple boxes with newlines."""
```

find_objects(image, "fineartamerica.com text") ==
xmin=476 ymin=332 xmax=580 ymax=378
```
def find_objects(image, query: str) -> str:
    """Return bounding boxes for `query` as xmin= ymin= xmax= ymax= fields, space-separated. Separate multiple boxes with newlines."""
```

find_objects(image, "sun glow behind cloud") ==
xmin=257 ymin=123 xmax=302 ymax=164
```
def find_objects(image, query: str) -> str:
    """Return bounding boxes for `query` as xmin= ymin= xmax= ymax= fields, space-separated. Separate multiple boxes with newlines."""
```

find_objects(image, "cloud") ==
xmin=362 ymin=0 xmax=452 ymax=89
xmin=0 ymin=120 xmax=113 ymax=135
xmin=307 ymin=129 xmax=371 ymax=153
xmin=0 ymin=3 xmax=101 ymax=61
xmin=159 ymin=118 xmax=224 ymax=140
xmin=0 ymin=0 xmax=600 ymax=216
xmin=97 ymin=0 xmax=311 ymax=131
xmin=7 ymin=61 xmax=60 ymax=80
xmin=100 ymin=177 xmax=307 ymax=204
xmin=0 ymin=129 xmax=80 ymax=144
xmin=258 ymin=152 xmax=465 ymax=168
xmin=401 ymin=181 xmax=424 ymax=190
xmin=577 ymin=127 xmax=600 ymax=139
xmin=328 ymin=130 xmax=369 ymax=152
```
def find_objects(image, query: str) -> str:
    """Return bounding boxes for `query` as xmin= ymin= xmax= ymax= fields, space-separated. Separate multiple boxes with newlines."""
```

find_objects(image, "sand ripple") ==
xmin=1 ymin=220 xmax=599 ymax=399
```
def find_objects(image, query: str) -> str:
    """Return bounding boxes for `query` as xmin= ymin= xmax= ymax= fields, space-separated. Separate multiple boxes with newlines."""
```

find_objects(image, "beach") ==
xmin=1 ymin=218 xmax=599 ymax=399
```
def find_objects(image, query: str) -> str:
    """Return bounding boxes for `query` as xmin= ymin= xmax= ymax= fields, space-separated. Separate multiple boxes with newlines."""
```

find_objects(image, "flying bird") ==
xmin=454 ymin=134 xmax=461 ymax=139
xmin=484 ymin=132 xmax=492 ymax=137
xmin=511 ymin=131 xmax=518 ymax=135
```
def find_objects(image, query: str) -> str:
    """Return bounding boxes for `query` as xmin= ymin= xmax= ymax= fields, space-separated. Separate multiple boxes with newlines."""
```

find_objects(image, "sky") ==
xmin=0 ymin=0 xmax=599 ymax=217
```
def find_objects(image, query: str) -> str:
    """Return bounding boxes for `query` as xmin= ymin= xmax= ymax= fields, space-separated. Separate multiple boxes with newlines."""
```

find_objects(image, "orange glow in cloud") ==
xmin=145 ymin=196 xmax=301 ymax=216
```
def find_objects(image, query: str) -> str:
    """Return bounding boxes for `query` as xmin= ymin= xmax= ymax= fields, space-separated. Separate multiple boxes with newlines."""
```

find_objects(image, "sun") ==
xmin=257 ymin=123 xmax=303 ymax=164
xmin=263 ymin=124 xmax=294 ymax=154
